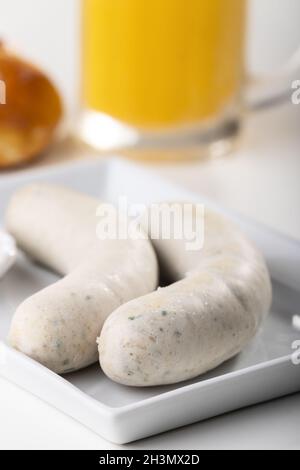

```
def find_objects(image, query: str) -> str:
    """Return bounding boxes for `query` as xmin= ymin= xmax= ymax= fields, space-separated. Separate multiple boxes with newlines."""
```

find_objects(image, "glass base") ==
xmin=76 ymin=109 xmax=242 ymax=161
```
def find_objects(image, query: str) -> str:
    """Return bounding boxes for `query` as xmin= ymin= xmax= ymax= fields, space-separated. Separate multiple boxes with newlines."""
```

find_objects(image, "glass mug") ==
xmin=78 ymin=0 xmax=300 ymax=159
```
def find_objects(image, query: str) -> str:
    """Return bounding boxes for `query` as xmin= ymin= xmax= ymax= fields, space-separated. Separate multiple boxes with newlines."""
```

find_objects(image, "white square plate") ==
xmin=0 ymin=158 xmax=300 ymax=444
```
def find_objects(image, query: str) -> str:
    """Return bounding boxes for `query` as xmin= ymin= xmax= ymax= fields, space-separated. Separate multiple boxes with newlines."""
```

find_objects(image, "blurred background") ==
xmin=0 ymin=0 xmax=299 ymax=115
xmin=0 ymin=0 xmax=299 ymax=237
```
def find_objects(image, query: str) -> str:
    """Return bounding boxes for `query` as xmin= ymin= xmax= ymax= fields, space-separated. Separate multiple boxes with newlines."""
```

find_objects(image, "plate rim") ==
xmin=0 ymin=340 xmax=296 ymax=417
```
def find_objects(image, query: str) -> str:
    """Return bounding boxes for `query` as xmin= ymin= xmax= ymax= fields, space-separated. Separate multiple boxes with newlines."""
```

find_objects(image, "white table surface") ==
xmin=0 ymin=0 xmax=300 ymax=450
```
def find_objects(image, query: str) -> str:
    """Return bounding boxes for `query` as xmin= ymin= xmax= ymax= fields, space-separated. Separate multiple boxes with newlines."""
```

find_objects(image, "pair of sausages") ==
xmin=6 ymin=185 xmax=272 ymax=386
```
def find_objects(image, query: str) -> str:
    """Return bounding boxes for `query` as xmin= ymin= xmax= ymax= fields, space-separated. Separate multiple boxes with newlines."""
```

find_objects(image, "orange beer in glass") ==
xmin=80 ymin=0 xmax=246 ymax=156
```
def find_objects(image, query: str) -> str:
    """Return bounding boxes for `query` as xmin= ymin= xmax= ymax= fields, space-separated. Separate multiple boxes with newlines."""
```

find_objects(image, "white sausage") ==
xmin=6 ymin=184 xmax=158 ymax=373
xmin=98 ymin=207 xmax=272 ymax=386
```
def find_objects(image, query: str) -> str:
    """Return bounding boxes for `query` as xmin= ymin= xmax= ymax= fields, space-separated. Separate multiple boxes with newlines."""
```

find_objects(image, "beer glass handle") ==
xmin=246 ymin=45 xmax=300 ymax=110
